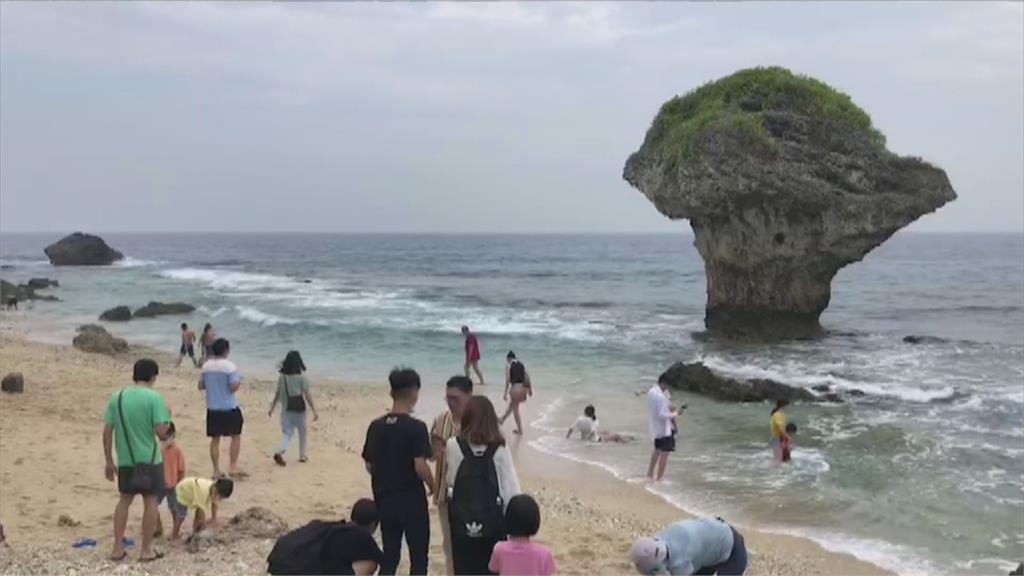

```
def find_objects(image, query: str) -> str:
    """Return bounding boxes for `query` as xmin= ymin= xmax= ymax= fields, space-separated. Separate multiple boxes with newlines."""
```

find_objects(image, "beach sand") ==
xmin=0 ymin=320 xmax=890 ymax=575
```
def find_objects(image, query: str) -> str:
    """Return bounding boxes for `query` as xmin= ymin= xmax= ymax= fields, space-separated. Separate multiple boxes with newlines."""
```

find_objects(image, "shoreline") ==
xmin=0 ymin=314 xmax=892 ymax=575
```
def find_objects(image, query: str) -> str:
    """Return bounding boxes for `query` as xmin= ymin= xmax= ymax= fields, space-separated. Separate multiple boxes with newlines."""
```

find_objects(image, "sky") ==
xmin=1 ymin=2 xmax=1022 ymax=234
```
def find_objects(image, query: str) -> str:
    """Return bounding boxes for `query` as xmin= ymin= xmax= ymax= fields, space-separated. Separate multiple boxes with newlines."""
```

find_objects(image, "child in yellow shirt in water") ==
xmin=174 ymin=477 xmax=234 ymax=537
xmin=770 ymin=399 xmax=790 ymax=462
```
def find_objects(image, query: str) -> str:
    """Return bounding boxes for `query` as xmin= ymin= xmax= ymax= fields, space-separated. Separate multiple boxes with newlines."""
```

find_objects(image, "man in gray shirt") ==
xmin=629 ymin=517 xmax=747 ymax=575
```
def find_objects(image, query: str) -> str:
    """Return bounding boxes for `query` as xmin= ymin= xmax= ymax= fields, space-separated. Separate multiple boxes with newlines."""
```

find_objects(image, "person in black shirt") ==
xmin=322 ymin=499 xmax=385 ymax=576
xmin=361 ymin=367 xmax=436 ymax=575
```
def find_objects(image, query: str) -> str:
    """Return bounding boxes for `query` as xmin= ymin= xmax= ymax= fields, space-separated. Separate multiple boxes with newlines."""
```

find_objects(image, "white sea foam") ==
xmin=234 ymin=306 xmax=301 ymax=327
xmin=701 ymin=355 xmax=960 ymax=403
xmin=113 ymin=257 xmax=166 ymax=268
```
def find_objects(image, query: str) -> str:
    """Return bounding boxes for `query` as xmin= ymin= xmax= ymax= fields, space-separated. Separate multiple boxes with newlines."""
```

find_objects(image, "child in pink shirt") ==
xmin=489 ymin=494 xmax=556 ymax=576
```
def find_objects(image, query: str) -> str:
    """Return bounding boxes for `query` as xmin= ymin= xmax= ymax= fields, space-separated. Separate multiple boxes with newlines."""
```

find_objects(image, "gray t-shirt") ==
xmin=277 ymin=374 xmax=309 ymax=410
xmin=659 ymin=518 xmax=734 ymax=575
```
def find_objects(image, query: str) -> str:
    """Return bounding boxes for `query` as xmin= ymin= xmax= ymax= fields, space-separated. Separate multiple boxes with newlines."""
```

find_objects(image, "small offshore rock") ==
xmin=44 ymin=232 xmax=124 ymax=266
xmin=99 ymin=306 xmax=133 ymax=322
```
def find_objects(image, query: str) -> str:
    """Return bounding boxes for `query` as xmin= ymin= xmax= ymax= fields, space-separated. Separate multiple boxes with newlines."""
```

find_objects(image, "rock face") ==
xmin=659 ymin=361 xmax=834 ymax=403
xmin=624 ymin=67 xmax=956 ymax=340
xmin=44 ymin=233 xmax=124 ymax=266
xmin=27 ymin=278 xmax=59 ymax=290
xmin=133 ymin=301 xmax=195 ymax=318
xmin=72 ymin=324 xmax=128 ymax=355
xmin=1 ymin=373 xmax=24 ymax=393
xmin=99 ymin=306 xmax=133 ymax=322
xmin=1 ymin=279 xmax=59 ymax=303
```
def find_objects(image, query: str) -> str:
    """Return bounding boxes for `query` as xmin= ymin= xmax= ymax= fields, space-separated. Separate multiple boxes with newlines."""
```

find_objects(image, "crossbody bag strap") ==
xmin=116 ymin=390 xmax=137 ymax=466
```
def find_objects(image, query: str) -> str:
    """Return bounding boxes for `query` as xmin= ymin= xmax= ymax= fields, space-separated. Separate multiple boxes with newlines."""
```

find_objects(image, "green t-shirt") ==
xmin=103 ymin=386 xmax=171 ymax=468
xmin=277 ymin=374 xmax=309 ymax=409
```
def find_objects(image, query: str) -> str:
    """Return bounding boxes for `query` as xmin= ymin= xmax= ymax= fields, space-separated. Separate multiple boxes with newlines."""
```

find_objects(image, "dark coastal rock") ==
xmin=811 ymin=384 xmax=830 ymax=392
xmin=186 ymin=507 xmax=288 ymax=553
xmin=1009 ymin=562 xmax=1022 ymax=576
xmin=822 ymin=392 xmax=844 ymax=403
xmin=903 ymin=335 xmax=947 ymax=345
xmin=133 ymin=301 xmax=195 ymax=318
xmin=99 ymin=306 xmax=133 ymax=322
xmin=44 ymin=232 xmax=124 ymax=266
xmin=659 ymin=362 xmax=817 ymax=403
xmin=848 ymin=389 xmax=866 ymax=397
xmin=27 ymin=278 xmax=59 ymax=290
xmin=1 ymin=279 xmax=60 ymax=303
xmin=1 ymin=373 xmax=24 ymax=394
xmin=72 ymin=324 xmax=128 ymax=356
xmin=623 ymin=67 xmax=956 ymax=340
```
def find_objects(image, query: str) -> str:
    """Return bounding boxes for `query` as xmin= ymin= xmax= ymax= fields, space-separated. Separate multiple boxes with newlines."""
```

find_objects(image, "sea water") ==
xmin=1 ymin=232 xmax=1021 ymax=574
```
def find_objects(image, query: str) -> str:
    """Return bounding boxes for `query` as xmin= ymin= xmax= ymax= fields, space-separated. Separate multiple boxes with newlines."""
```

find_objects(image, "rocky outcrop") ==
xmin=186 ymin=507 xmax=288 ymax=553
xmin=72 ymin=324 xmax=128 ymax=355
xmin=624 ymin=67 xmax=956 ymax=340
xmin=1 ymin=373 xmax=24 ymax=393
xmin=26 ymin=278 xmax=59 ymax=290
xmin=44 ymin=233 xmax=124 ymax=266
xmin=99 ymin=306 xmax=133 ymax=322
xmin=1 ymin=279 xmax=59 ymax=303
xmin=133 ymin=301 xmax=195 ymax=318
xmin=903 ymin=335 xmax=947 ymax=345
xmin=659 ymin=362 xmax=818 ymax=403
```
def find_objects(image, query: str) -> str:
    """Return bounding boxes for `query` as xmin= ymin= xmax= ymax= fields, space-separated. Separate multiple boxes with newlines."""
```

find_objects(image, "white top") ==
xmin=445 ymin=438 xmax=521 ymax=511
xmin=570 ymin=416 xmax=599 ymax=441
xmin=647 ymin=384 xmax=675 ymax=439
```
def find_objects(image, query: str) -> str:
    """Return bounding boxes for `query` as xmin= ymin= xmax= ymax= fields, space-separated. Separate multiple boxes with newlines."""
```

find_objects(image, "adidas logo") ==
xmin=465 ymin=522 xmax=483 ymax=537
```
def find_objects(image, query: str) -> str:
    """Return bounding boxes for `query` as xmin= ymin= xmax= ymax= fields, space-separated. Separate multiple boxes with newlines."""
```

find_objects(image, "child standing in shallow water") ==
xmin=489 ymin=495 xmax=555 ymax=576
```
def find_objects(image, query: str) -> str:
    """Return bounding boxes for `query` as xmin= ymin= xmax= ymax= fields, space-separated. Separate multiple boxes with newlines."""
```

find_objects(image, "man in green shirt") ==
xmin=102 ymin=359 xmax=171 ymax=562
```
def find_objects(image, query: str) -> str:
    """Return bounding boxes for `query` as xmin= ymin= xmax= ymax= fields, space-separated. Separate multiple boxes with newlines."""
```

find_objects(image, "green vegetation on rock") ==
xmin=643 ymin=67 xmax=886 ymax=163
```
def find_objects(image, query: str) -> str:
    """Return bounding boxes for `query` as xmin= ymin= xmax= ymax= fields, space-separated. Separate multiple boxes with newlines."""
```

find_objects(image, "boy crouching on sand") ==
xmin=174 ymin=476 xmax=234 ymax=536
xmin=157 ymin=423 xmax=187 ymax=539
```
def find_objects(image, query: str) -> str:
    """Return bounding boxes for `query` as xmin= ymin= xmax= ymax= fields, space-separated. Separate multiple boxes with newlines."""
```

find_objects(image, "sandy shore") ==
xmin=0 ymin=319 xmax=890 ymax=575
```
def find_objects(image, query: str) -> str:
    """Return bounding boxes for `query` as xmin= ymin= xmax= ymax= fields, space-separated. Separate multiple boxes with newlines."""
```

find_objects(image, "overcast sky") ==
xmin=1 ymin=2 xmax=1021 ymax=233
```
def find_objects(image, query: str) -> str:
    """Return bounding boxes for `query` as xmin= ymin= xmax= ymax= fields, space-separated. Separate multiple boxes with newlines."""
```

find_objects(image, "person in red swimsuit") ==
xmin=461 ymin=326 xmax=485 ymax=386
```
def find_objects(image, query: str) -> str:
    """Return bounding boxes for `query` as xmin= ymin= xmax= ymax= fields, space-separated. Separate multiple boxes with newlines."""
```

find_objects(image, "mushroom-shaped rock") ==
xmin=44 ymin=233 xmax=124 ymax=266
xmin=624 ymin=67 xmax=956 ymax=340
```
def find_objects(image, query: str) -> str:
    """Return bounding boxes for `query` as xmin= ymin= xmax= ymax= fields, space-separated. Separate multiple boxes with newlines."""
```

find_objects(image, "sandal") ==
xmin=273 ymin=454 xmax=286 ymax=467
xmin=138 ymin=551 xmax=165 ymax=563
xmin=298 ymin=456 xmax=308 ymax=463
xmin=109 ymin=552 xmax=127 ymax=562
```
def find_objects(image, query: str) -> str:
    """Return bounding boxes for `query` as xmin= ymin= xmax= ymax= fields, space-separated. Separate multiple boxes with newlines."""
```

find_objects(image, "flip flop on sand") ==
xmin=109 ymin=552 xmax=127 ymax=561
xmin=273 ymin=453 xmax=286 ymax=467
xmin=230 ymin=470 xmax=250 ymax=479
xmin=138 ymin=551 xmax=165 ymax=563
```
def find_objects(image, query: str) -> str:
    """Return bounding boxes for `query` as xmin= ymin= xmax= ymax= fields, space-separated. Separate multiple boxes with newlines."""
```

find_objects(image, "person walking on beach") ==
xmin=176 ymin=323 xmax=197 ymax=368
xmin=629 ymin=517 xmax=748 ymax=575
xmin=102 ymin=358 xmax=171 ymax=562
xmin=361 ymin=368 xmax=435 ymax=575
xmin=462 ymin=326 xmax=485 ymax=385
xmin=647 ymin=374 xmax=679 ymax=481
xmin=268 ymin=350 xmax=319 ymax=466
xmin=198 ymin=323 xmax=216 ymax=366
xmin=770 ymin=399 xmax=790 ymax=463
xmin=199 ymin=338 xmax=245 ymax=478
xmin=500 ymin=351 xmax=531 ymax=436
xmin=431 ymin=375 xmax=474 ymax=575
xmin=446 ymin=396 xmax=521 ymax=576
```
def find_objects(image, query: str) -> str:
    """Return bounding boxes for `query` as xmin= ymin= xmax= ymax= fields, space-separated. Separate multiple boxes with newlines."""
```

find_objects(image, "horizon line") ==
xmin=1 ymin=229 xmax=1023 ymax=236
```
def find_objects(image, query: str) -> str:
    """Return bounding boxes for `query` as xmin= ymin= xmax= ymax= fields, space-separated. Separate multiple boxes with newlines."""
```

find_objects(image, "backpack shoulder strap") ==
xmin=482 ymin=443 xmax=499 ymax=460
xmin=456 ymin=437 xmax=473 ymax=458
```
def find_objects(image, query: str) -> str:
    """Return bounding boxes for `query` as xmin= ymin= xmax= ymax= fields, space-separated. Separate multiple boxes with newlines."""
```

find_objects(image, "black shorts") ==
xmin=180 ymin=344 xmax=195 ymax=357
xmin=117 ymin=465 xmax=166 ymax=496
xmin=207 ymin=408 xmax=244 ymax=437
xmin=654 ymin=436 xmax=676 ymax=452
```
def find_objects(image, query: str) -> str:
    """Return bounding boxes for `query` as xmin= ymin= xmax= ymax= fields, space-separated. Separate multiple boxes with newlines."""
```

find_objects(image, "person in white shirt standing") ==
xmin=647 ymin=374 xmax=679 ymax=481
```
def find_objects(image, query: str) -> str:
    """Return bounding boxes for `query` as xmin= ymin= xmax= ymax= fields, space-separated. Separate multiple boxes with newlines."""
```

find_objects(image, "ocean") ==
xmin=1 ymin=232 xmax=1022 ymax=574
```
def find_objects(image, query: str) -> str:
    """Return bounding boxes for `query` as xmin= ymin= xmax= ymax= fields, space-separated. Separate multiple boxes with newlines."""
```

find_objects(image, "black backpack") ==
xmin=449 ymin=438 xmax=506 ymax=541
xmin=267 ymin=519 xmax=351 ymax=575
xmin=509 ymin=360 xmax=526 ymax=384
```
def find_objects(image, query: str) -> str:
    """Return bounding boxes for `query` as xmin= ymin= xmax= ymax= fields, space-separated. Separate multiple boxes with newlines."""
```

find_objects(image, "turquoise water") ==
xmin=2 ymin=232 xmax=1022 ymax=574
